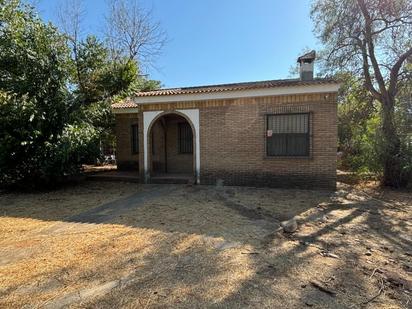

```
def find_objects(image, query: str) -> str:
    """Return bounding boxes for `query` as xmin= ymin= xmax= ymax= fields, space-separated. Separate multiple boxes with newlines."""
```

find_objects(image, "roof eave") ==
xmin=112 ymin=106 xmax=139 ymax=114
xmin=131 ymin=82 xmax=340 ymax=105
xmin=112 ymin=81 xmax=341 ymax=111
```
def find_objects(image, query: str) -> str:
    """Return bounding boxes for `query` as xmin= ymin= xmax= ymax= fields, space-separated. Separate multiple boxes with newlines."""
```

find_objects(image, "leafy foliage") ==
xmin=0 ymin=0 xmax=160 ymax=187
xmin=73 ymin=35 xmax=109 ymax=104
xmin=396 ymin=85 xmax=412 ymax=184
xmin=337 ymin=73 xmax=412 ymax=184
xmin=337 ymin=74 xmax=380 ymax=173
xmin=0 ymin=1 xmax=76 ymax=186
xmin=69 ymin=36 xmax=160 ymax=166
xmin=312 ymin=0 xmax=412 ymax=187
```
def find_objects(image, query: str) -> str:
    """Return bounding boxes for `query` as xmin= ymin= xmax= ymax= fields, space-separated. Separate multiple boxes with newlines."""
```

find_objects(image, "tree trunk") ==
xmin=381 ymin=99 xmax=402 ymax=187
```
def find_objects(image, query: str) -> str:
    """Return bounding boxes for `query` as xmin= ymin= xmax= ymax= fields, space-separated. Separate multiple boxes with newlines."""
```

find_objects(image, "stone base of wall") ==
xmin=117 ymin=160 xmax=139 ymax=171
xmin=200 ymin=171 xmax=336 ymax=190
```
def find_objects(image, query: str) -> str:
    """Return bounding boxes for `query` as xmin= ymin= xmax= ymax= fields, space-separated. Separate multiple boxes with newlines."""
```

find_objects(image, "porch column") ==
xmin=177 ymin=109 xmax=200 ymax=184
xmin=143 ymin=110 xmax=163 ymax=183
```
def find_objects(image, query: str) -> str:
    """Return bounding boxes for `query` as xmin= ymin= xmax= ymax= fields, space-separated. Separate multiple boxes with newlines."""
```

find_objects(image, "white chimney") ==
xmin=297 ymin=50 xmax=316 ymax=81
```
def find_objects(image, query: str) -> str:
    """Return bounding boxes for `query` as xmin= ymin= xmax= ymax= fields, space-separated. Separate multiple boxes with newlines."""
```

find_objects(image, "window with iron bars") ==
xmin=266 ymin=113 xmax=310 ymax=157
xmin=131 ymin=124 xmax=139 ymax=154
xmin=178 ymin=122 xmax=193 ymax=154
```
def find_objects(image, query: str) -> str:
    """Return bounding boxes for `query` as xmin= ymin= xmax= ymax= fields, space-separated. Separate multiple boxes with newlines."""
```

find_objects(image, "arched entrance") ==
xmin=147 ymin=112 xmax=195 ymax=182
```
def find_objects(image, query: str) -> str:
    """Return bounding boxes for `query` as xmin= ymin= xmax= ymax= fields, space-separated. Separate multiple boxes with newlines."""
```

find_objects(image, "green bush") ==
xmin=0 ymin=1 xmax=161 ymax=188
xmin=0 ymin=1 xmax=99 ymax=188
xmin=0 ymin=92 xmax=100 ymax=187
xmin=339 ymin=114 xmax=383 ymax=175
xmin=338 ymin=74 xmax=412 ymax=186
xmin=41 ymin=123 xmax=101 ymax=179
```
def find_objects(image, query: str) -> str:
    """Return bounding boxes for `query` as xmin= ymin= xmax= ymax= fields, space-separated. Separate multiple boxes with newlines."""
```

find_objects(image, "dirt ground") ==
xmin=0 ymin=179 xmax=411 ymax=308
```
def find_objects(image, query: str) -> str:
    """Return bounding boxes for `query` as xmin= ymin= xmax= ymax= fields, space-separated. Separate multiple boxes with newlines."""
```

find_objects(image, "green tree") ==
xmin=0 ymin=0 xmax=98 ymax=186
xmin=72 ymin=36 xmax=161 ymax=154
xmin=311 ymin=0 xmax=412 ymax=187
xmin=65 ymin=34 xmax=161 ymax=164
xmin=337 ymin=74 xmax=378 ymax=171
xmin=0 ymin=0 xmax=162 ymax=187
xmin=71 ymin=35 xmax=161 ymax=103
xmin=74 ymin=35 xmax=109 ymax=104
xmin=0 ymin=0 xmax=69 ymax=184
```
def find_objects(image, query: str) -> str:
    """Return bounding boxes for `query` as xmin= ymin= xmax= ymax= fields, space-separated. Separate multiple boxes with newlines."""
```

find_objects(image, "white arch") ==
xmin=143 ymin=110 xmax=163 ymax=182
xmin=177 ymin=109 xmax=200 ymax=184
xmin=143 ymin=109 xmax=200 ymax=184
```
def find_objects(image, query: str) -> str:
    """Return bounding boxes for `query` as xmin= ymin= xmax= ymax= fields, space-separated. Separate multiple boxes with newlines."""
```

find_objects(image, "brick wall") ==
xmin=115 ymin=113 xmax=140 ymax=171
xmin=115 ymin=92 xmax=337 ymax=189
xmin=198 ymin=95 xmax=337 ymax=189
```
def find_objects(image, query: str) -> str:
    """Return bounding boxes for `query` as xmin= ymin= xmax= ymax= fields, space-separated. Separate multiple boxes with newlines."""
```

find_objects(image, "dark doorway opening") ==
xmin=149 ymin=114 xmax=194 ymax=178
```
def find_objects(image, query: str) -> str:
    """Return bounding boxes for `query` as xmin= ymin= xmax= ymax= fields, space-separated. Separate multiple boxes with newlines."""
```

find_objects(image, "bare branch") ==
xmin=56 ymin=0 xmax=84 ymax=44
xmin=388 ymin=47 xmax=412 ymax=97
xmin=105 ymin=0 xmax=167 ymax=69
xmin=56 ymin=0 xmax=85 ymax=92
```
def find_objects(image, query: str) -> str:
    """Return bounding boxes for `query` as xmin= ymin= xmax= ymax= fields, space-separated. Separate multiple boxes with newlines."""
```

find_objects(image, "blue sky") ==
xmin=34 ymin=0 xmax=319 ymax=88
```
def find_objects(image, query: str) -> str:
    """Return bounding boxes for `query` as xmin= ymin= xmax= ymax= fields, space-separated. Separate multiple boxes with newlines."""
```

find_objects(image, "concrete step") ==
xmin=150 ymin=174 xmax=193 ymax=184
xmin=86 ymin=173 xmax=139 ymax=183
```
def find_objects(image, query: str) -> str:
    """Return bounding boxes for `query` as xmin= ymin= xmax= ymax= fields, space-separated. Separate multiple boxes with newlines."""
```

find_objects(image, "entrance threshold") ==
xmin=150 ymin=173 xmax=194 ymax=184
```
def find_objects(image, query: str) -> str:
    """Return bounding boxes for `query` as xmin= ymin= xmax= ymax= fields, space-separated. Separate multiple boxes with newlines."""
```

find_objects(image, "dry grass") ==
xmin=0 ymin=180 xmax=411 ymax=308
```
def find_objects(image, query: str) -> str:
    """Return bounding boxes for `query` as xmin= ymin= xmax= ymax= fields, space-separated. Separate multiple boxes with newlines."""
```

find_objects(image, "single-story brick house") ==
xmin=112 ymin=51 xmax=340 ymax=189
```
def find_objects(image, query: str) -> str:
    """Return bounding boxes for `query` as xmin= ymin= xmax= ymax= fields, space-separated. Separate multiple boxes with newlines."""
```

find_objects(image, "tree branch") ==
xmin=357 ymin=0 xmax=389 ymax=101
xmin=358 ymin=38 xmax=381 ymax=100
xmin=388 ymin=47 xmax=412 ymax=98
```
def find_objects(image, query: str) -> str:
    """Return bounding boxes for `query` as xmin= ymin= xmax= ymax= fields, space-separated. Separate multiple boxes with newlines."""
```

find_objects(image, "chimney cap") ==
xmin=297 ymin=50 xmax=316 ymax=63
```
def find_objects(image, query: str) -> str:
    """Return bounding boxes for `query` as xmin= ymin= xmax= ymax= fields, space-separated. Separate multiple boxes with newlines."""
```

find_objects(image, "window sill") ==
xmin=263 ymin=155 xmax=312 ymax=160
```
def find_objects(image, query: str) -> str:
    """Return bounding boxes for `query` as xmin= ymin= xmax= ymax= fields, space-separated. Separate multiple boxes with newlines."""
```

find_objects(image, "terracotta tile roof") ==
xmin=136 ymin=78 xmax=336 ymax=96
xmin=111 ymin=99 xmax=137 ymax=109
xmin=112 ymin=78 xmax=337 ymax=109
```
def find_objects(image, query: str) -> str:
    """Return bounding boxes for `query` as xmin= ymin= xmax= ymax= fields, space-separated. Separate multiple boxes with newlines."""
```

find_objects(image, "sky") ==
xmin=34 ymin=0 xmax=319 ymax=88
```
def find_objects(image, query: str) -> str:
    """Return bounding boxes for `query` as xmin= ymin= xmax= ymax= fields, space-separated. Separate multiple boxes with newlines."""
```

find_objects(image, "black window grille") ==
xmin=266 ymin=113 xmax=310 ymax=156
xmin=131 ymin=124 xmax=139 ymax=154
xmin=178 ymin=122 xmax=193 ymax=154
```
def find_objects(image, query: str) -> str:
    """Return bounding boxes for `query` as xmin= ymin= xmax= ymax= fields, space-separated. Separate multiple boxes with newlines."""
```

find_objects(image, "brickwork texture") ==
xmin=114 ymin=92 xmax=337 ymax=189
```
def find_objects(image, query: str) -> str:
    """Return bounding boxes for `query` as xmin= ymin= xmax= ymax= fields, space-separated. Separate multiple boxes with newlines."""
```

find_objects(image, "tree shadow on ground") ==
xmin=214 ymin=188 xmax=412 ymax=308
xmin=0 ymin=181 xmax=410 ymax=308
